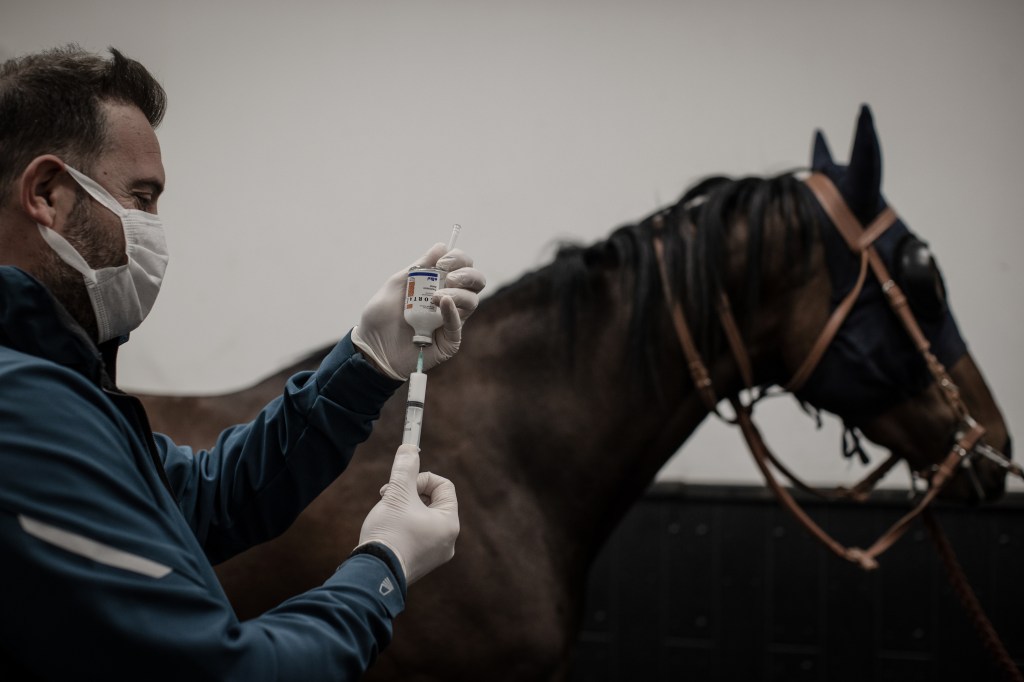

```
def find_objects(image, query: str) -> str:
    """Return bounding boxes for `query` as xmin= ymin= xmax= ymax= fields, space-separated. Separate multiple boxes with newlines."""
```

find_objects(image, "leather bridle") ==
xmin=652 ymin=172 xmax=1022 ymax=571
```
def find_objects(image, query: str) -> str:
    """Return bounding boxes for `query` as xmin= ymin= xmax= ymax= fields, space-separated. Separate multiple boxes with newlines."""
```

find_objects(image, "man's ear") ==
xmin=19 ymin=155 xmax=73 ymax=229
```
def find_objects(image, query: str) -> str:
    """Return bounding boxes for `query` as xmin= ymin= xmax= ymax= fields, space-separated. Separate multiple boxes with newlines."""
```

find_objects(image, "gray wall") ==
xmin=3 ymin=0 xmax=1021 ymax=490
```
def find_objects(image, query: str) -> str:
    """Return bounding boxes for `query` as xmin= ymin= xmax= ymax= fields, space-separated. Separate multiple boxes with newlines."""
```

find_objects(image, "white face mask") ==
xmin=37 ymin=164 xmax=169 ymax=343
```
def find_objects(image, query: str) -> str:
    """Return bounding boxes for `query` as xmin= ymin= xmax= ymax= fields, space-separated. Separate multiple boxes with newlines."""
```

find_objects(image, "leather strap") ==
xmin=803 ymin=174 xmax=969 ymax=421
xmin=734 ymin=396 xmax=984 ymax=570
xmin=716 ymin=293 xmax=754 ymax=390
xmin=786 ymin=250 xmax=870 ymax=392
xmin=652 ymin=228 xmax=719 ymax=414
xmin=649 ymin=174 xmax=995 ymax=570
xmin=649 ymin=173 xmax=1020 ymax=675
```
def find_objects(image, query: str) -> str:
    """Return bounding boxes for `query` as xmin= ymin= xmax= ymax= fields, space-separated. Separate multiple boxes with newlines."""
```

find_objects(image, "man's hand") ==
xmin=352 ymin=243 xmax=486 ymax=380
xmin=356 ymin=445 xmax=459 ymax=585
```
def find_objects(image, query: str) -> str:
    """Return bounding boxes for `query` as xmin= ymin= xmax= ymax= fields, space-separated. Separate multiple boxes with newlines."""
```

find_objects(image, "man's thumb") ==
xmin=388 ymin=444 xmax=421 ymax=494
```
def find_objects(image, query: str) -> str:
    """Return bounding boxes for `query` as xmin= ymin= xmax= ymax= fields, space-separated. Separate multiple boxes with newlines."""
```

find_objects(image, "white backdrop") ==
xmin=3 ymin=0 xmax=1021 ymax=490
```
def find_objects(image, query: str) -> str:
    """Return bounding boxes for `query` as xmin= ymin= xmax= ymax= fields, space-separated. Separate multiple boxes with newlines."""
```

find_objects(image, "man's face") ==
xmin=82 ymin=100 xmax=166 ymax=255
xmin=41 ymin=101 xmax=166 ymax=340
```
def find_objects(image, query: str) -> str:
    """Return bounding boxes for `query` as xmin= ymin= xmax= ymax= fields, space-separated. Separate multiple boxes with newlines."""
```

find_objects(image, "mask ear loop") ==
xmin=36 ymin=165 xmax=131 ymax=280
xmin=36 ymin=223 xmax=95 ymax=276
xmin=64 ymin=165 xmax=129 ymax=218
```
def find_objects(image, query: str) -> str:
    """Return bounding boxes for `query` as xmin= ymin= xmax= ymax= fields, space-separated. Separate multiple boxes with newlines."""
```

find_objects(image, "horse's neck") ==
xmin=438 ymin=269 xmax=737 ymax=562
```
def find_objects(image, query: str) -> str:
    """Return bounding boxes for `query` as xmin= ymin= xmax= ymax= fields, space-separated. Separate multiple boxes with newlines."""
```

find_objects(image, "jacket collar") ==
xmin=0 ymin=266 xmax=121 ymax=386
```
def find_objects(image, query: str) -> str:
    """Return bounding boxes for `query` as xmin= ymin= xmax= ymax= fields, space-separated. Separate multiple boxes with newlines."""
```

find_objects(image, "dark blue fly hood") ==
xmin=794 ymin=105 xmax=967 ymax=420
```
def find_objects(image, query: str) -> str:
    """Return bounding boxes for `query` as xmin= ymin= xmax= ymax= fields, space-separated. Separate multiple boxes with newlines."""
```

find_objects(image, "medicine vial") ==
xmin=404 ymin=268 xmax=446 ymax=346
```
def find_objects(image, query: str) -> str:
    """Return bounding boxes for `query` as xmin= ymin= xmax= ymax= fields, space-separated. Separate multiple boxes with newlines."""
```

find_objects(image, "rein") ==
xmin=652 ymin=171 xmax=1024 ymax=679
xmin=651 ymin=172 xmax=1020 ymax=570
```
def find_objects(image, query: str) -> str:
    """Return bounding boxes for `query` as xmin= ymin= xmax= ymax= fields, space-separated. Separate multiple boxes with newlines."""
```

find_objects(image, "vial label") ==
xmin=404 ymin=268 xmax=446 ymax=342
xmin=406 ymin=270 xmax=442 ymax=311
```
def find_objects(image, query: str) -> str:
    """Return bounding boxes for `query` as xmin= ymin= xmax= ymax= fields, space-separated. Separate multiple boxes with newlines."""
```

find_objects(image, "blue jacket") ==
xmin=0 ymin=266 xmax=407 ymax=681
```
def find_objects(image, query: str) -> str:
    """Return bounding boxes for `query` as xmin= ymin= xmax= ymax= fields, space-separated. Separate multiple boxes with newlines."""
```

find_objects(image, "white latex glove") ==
xmin=352 ymin=243 xmax=486 ymax=380
xmin=357 ymin=444 xmax=460 ymax=585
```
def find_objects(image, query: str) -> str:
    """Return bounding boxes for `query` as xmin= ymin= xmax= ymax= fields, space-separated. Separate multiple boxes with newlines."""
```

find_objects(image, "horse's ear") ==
xmin=845 ymin=104 xmax=883 ymax=223
xmin=811 ymin=130 xmax=834 ymax=171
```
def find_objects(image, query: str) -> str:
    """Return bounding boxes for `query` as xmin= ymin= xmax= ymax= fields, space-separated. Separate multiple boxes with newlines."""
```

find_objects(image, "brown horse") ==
xmin=139 ymin=106 xmax=1012 ymax=681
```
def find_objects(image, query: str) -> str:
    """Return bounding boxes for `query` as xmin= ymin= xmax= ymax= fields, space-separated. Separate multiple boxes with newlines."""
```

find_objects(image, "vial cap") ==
xmin=413 ymin=335 xmax=433 ymax=346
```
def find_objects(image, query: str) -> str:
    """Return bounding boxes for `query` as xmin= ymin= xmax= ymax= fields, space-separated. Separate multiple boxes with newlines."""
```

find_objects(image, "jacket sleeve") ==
xmin=157 ymin=332 xmax=403 ymax=563
xmin=0 ymin=351 xmax=408 ymax=681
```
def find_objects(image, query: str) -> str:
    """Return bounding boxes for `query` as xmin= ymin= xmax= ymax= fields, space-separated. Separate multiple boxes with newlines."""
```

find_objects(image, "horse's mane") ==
xmin=492 ymin=171 xmax=820 ymax=389
xmin=274 ymin=172 xmax=821 ymax=393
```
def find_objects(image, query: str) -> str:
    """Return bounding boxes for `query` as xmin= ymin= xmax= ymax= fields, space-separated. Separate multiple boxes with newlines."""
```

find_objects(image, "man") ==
xmin=0 ymin=45 xmax=486 ymax=680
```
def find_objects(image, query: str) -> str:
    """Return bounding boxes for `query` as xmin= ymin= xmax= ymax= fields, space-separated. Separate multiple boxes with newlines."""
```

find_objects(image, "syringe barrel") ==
xmin=402 ymin=406 xmax=423 ymax=447
xmin=407 ymin=372 xmax=427 ymax=402
xmin=402 ymin=372 xmax=428 ymax=447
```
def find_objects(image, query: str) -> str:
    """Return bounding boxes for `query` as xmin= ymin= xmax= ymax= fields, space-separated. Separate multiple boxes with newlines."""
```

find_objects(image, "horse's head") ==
xmin=786 ymin=105 xmax=1013 ymax=502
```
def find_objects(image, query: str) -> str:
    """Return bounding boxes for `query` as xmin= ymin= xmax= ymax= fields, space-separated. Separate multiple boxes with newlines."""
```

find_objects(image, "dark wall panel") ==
xmin=571 ymin=485 xmax=1024 ymax=682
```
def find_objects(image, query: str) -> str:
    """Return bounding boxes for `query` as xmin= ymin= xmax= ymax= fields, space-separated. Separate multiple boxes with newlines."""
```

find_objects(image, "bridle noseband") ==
xmin=652 ymin=172 xmax=1021 ymax=571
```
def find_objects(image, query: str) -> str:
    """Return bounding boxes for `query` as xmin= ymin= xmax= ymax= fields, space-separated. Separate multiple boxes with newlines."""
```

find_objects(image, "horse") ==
xmin=138 ymin=106 xmax=1013 ymax=681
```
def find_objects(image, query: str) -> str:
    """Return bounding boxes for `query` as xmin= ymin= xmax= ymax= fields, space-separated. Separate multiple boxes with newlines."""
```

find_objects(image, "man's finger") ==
xmin=417 ymin=472 xmax=458 ymax=513
xmin=410 ymin=243 xmax=448 ymax=270
xmin=435 ymin=248 xmax=473 ymax=272
xmin=439 ymin=266 xmax=486 ymax=293
xmin=437 ymin=295 xmax=463 ymax=335
xmin=388 ymin=444 xmax=422 ymax=494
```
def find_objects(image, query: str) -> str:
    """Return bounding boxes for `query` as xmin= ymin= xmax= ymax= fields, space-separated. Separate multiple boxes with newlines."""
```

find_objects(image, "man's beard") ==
xmin=36 ymin=191 xmax=125 ymax=343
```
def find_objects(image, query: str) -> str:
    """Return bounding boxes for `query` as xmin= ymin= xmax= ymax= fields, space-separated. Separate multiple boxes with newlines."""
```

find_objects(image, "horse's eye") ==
xmin=894 ymin=235 xmax=948 ymax=323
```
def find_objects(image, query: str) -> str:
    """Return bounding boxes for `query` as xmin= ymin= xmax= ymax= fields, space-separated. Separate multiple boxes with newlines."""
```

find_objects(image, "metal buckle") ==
xmin=972 ymin=442 xmax=1015 ymax=471
xmin=909 ymin=469 xmax=929 ymax=499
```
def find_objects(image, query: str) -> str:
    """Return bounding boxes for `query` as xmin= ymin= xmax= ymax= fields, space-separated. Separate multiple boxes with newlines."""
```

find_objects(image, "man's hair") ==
xmin=0 ymin=44 xmax=166 ymax=207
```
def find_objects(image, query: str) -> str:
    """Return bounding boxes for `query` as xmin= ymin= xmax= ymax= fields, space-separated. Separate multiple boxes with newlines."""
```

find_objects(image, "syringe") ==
xmin=402 ymin=224 xmax=461 ymax=448
xmin=402 ymin=371 xmax=427 ymax=447
xmin=445 ymin=223 xmax=462 ymax=253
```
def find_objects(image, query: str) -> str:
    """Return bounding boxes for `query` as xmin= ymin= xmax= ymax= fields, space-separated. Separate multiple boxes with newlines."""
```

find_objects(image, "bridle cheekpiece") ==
xmin=651 ymin=172 xmax=1021 ymax=570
